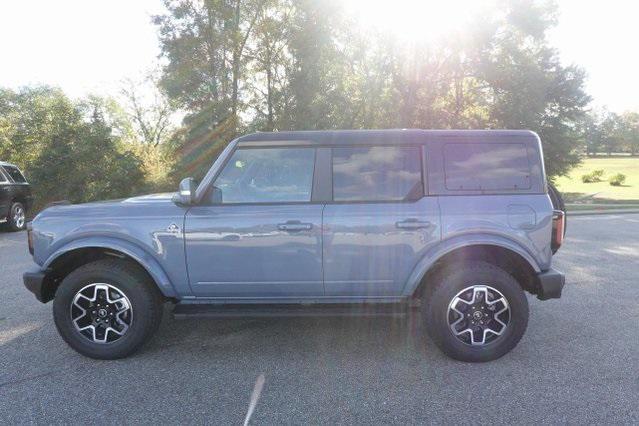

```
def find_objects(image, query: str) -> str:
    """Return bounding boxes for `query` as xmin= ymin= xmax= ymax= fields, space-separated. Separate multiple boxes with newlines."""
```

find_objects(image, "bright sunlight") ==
xmin=343 ymin=0 xmax=485 ymax=42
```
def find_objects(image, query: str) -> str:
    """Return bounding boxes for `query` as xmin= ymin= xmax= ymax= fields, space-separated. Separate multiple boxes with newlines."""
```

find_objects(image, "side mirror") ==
xmin=172 ymin=177 xmax=196 ymax=205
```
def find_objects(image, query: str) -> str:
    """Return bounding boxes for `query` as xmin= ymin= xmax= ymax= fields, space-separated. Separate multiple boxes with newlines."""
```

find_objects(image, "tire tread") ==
xmin=422 ymin=261 xmax=529 ymax=362
xmin=53 ymin=258 xmax=163 ymax=359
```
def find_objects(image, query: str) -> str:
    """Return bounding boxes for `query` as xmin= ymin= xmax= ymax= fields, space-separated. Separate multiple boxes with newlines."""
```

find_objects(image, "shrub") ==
xmin=609 ymin=173 xmax=626 ymax=186
xmin=581 ymin=169 xmax=605 ymax=183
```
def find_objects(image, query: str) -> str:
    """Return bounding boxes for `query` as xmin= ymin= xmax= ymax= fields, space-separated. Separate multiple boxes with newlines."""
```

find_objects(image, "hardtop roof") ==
xmin=236 ymin=129 xmax=538 ymax=144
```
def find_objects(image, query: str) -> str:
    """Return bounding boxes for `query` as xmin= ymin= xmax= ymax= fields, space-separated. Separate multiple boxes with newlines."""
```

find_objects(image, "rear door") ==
xmin=184 ymin=145 xmax=324 ymax=298
xmin=322 ymin=145 xmax=440 ymax=297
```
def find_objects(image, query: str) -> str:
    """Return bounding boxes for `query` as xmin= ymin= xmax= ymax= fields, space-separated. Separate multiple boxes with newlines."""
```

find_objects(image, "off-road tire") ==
xmin=422 ymin=261 xmax=529 ymax=362
xmin=53 ymin=259 xmax=164 ymax=359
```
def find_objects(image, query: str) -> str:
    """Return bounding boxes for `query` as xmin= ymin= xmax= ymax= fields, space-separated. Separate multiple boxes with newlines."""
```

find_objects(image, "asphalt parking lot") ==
xmin=1 ymin=214 xmax=638 ymax=424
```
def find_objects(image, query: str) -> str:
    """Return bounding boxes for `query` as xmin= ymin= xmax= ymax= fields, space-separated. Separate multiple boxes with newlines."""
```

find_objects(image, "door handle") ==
xmin=277 ymin=221 xmax=313 ymax=232
xmin=396 ymin=219 xmax=431 ymax=229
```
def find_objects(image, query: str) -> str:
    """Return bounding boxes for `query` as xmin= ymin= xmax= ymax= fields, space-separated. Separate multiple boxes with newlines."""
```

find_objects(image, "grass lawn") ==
xmin=555 ymin=156 xmax=639 ymax=204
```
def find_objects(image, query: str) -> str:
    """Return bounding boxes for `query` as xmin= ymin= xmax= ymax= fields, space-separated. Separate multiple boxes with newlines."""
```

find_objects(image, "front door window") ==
xmin=215 ymin=148 xmax=315 ymax=203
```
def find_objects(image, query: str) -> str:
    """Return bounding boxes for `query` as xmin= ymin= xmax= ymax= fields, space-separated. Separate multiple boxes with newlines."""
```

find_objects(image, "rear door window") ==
xmin=332 ymin=146 xmax=423 ymax=202
xmin=443 ymin=143 xmax=531 ymax=191
xmin=2 ymin=165 xmax=27 ymax=183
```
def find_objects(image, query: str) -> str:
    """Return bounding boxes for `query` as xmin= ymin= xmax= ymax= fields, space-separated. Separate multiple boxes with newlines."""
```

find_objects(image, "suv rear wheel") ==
xmin=7 ymin=202 xmax=26 ymax=231
xmin=53 ymin=259 xmax=164 ymax=359
xmin=422 ymin=261 xmax=529 ymax=362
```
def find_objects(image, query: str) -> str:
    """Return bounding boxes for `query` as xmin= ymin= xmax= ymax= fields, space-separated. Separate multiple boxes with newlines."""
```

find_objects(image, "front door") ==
xmin=322 ymin=145 xmax=441 ymax=297
xmin=184 ymin=146 xmax=324 ymax=298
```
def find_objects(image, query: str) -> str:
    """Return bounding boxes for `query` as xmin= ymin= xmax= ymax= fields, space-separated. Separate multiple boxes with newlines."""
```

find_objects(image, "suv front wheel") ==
xmin=423 ymin=261 xmax=529 ymax=362
xmin=53 ymin=259 xmax=164 ymax=359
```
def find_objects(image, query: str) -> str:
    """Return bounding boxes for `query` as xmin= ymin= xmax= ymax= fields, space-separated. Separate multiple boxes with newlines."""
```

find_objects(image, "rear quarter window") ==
xmin=2 ymin=165 xmax=27 ymax=183
xmin=443 ymin=143 xmax=531 ymax=191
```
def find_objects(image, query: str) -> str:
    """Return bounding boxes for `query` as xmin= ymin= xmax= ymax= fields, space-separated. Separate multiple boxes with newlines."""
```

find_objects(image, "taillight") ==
xmin=27 ymin=222 xmax=34 ymax=255
xmin=551 ymin=210 xmax=565 ymax=253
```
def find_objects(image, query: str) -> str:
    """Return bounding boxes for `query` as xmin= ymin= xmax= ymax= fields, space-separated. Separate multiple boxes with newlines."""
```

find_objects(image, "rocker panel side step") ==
xmin=172 ymin=303 xmax=410 ymax=319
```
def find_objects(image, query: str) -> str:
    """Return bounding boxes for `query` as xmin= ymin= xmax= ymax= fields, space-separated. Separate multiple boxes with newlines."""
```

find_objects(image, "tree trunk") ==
xmin=205 ymin=4 xmax=219 ymax=104
xmin=453 ymin=71 xmax=463 ymax=127
xmin=230 ymin=0 xmax=259 ymax=132
xmin=266 ymin=61 xmax=274 ymax=131
xmin=231 ymin=0 xmax=241 ymax=120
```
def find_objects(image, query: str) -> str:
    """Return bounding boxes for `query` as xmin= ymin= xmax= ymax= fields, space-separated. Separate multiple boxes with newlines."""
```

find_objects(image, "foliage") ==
xmin=2 ymin=0 xmax=624 ymax=210
xmin=581 ymin=169 xmax=605 ymax=183
xmin=584 ymin=110 xmax=639 ymax=156
xmin=127 ymin=142 xmax=177 ymax=193
xmin=0 ymin=87 xmax=146 ymax=210
xmin=154 ymin=0 xmax=591 ymax=180
xmin=120 ymin=73 xmax=175 ymax=147
xmin=609 ymin=173 xmax=626 ymax=186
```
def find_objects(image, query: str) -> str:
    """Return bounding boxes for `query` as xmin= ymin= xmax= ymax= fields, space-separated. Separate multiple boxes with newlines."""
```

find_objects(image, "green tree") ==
xmin=619 ymin=111 xmax=639 ymax=156
xmin=121 ymin=73 xmax=175 ymax=147
xmin=581 ymin=111 xmax=603 ymax=156
xmin=154 ymin=0 xmax=267 ymax=179
xmin=153 ymin=0 xmax=263 ymax=127
xmin=155 ymin=0 xmax=591 ymax=180
xmin=244 ymin=0 xmax=293 ymax=131
xmin=0 ymin=87 xmax=145 ymax=210
xmin=472 ymin=0 xmax=590 ymax=177
xmin=598 ymin=112 xmax=623 ymax=155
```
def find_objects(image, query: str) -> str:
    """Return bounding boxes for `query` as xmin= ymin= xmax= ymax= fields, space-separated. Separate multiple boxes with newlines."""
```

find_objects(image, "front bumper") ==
xmin=23 ymin=267 xmax=50 ymax=303
xmin=536 ymin=268 xmax=565 ymax=300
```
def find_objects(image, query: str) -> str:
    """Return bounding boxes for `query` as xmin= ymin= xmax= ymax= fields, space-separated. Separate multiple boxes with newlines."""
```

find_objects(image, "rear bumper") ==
xmin=23 ymin=267 xmax=50 ymax=303
xmin=24 ymin=195 xmax=34 ymax=211
xmin=536 ymin=268 xmax=565 ymax=300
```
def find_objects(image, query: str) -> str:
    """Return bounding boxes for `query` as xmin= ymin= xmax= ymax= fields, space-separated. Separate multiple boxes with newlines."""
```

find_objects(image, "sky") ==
xmin=0 ymin=0 xmax=164 ymax=99
xmin=547 ymin=0 xmax=639 ymax=113
xmin=1 ymin=0 xmax=638 ymax=113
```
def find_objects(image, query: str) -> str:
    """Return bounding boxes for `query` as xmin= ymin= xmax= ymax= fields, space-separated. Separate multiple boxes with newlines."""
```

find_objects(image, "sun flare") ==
xmin=343 ymin=0 xmax=486 ymax=42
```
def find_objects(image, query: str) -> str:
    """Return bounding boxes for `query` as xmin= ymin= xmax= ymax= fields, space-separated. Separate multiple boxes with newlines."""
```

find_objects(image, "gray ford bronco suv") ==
xmin=23 ymin=130 xmax=565 ymax=362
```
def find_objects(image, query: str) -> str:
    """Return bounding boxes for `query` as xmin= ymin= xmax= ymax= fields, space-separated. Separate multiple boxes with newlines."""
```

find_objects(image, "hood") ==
xmin=34 ymin=192 xmax=179 ymax=220
xmin=120 ymin=193 xmax=175 ymax=204
xmin=75 ymin=192 xmax=175 ymax=206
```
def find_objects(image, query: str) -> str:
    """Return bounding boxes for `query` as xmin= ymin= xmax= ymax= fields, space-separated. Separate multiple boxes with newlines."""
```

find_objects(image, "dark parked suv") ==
xmin=0 ymin=161 xmax=33 ymax=231
xmin=23 ymin=130 xmax=566 ymax=362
